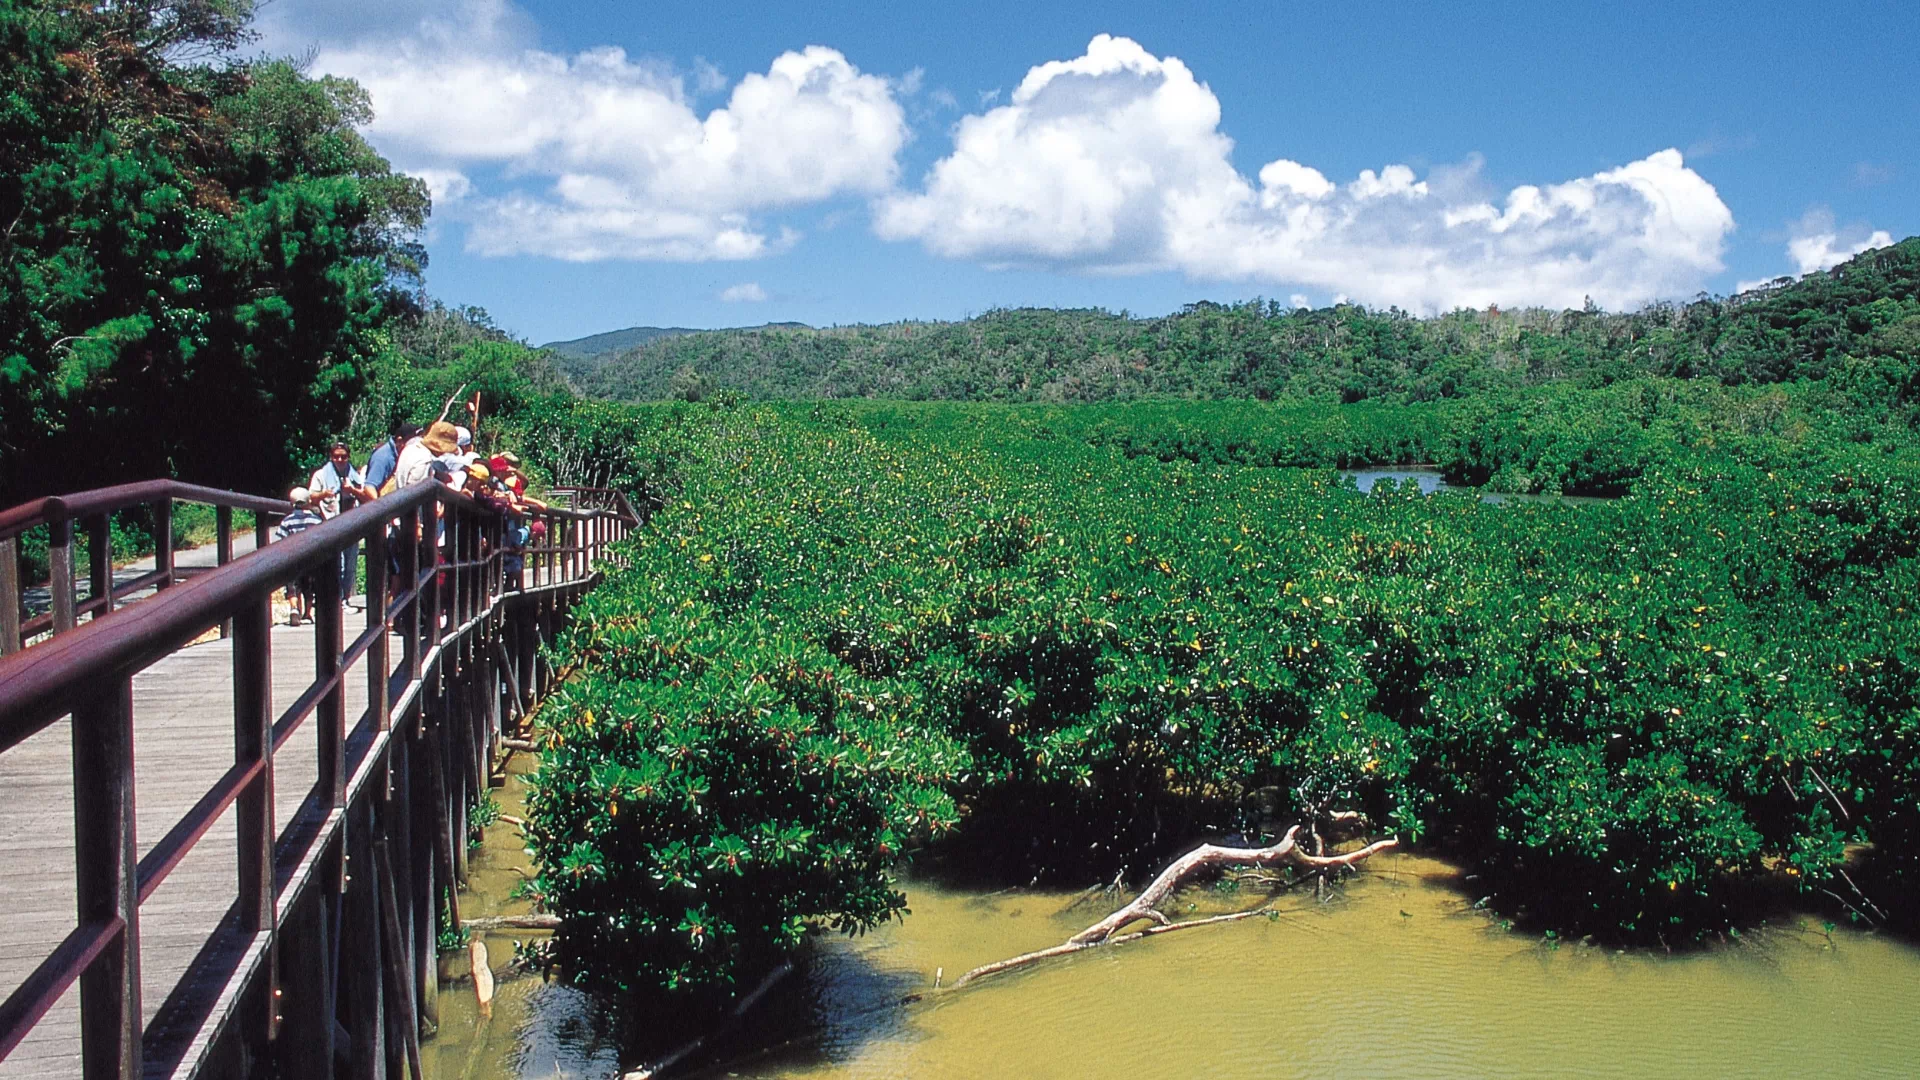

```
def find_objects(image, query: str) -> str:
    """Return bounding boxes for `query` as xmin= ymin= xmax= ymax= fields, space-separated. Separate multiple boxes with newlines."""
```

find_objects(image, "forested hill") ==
xmin=574 ymin=239 xmax=1920 ymax=406
xmin=541 ymin=321 xmax=810 ymax=365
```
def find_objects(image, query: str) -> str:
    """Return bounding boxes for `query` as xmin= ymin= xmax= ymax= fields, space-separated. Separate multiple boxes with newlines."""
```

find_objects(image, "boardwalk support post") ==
xmin=72 ymin=676 xmax=140 ymax=1080
xmin=50 ymin=517 xmax=75 ymax=635
xmin=0 ymin=537 xmax=17 ymax=655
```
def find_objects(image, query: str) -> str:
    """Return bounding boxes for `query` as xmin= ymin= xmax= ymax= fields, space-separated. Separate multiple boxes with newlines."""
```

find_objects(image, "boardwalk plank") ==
xmin=0 ymin=619 xmax=382 ymax=1079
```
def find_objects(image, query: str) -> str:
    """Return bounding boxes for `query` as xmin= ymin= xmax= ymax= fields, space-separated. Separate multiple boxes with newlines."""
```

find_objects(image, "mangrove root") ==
xmin=951 ymin=822 xmax=1396 ymax=990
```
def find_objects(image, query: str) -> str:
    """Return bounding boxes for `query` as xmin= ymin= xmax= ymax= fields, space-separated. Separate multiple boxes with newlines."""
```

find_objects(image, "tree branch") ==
xmin=950 ymin=824 xmax=1397 ymax=990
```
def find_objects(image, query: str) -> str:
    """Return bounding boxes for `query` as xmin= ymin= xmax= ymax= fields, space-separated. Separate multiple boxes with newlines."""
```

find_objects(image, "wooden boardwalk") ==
xmin=0 ymin=619 xmax=376 ymax=1078
xmin=0 ymin=481 xmax=636 ymax=1079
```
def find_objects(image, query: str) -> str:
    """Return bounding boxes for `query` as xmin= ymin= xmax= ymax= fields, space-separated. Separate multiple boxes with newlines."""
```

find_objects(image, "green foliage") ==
xmin=0 ymin=1 xmax=426 ymax=504
xmin=468 ymin=793 xmax=501 ymax=844
xmin=437 ymin=888 xmax=468 ymax=951
xmin=572 ymin=240 xmax=1920 ymax=409
xmin=526 ymin=584 xmax=963 ymax=1001
xmin=528 ymin=392 xmax=1920 ymax=1003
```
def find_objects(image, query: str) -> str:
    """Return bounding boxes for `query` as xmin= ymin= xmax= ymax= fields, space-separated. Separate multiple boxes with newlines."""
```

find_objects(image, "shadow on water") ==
xmin=675 ymin=933 xmax=931 ymax=1078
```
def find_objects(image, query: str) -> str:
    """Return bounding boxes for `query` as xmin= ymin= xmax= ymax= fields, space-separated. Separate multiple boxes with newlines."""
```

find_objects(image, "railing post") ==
xmin=447 ymin=512 xmax=461 ymax=632
xmin=234 ymin=593 xmax=278 ymax=1039
xmin=50 ymin=516 xmax=76 ymax=635
xmin=368 ymin=525 xmax=391 ymax=733
xmin=0 ymin=536 xmax=19 ymax=655
xmin=316 ymin=555 xmax=345 ymax=810
xmin=72 ymin=674 xmax=140 ymax=1080
xmin=216 ymin=506 xmax=233 ymax=639
xmin=422 ymin=507 xmax=442 ymax=652
xmin=88 ymin=514 xmax=111 ymax=622
xmin=152 ymin=498 xmax=173 ymax=591
xmin=400 ymin=505 xmax=419 ymax=683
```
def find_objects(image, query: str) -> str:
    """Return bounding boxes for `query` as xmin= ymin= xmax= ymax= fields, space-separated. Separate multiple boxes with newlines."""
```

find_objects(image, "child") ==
xmin=275 ymin=487 xmax=326 ymax=625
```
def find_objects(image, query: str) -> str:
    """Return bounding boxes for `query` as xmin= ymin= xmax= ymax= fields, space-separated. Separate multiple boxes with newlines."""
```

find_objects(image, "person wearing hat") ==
xmin=274 ymin=487 xmax=327 ymax=625
xmin=391 ymin=420 xmax=460 ymax=493
xmin=443 ymin=424 xmax=480 ymax=469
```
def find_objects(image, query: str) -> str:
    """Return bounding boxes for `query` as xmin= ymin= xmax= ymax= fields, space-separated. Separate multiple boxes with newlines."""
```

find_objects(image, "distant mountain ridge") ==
xmin=562 ymin=238 xmax=1920 ymax=404
xmin=541 ymin=323 xmax=810 ymax=361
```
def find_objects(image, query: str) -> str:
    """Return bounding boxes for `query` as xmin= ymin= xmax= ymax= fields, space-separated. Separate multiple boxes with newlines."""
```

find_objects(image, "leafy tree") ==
xmin=570 ymin=240 xmax=1920 ymax=412
xmin=0 ymin=0 xmax=427 ymax=503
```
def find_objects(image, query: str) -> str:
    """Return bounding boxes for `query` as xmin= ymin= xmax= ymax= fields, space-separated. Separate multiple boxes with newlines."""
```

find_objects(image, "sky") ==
xmin=257 ymin=0 xmax=1918 ymax=345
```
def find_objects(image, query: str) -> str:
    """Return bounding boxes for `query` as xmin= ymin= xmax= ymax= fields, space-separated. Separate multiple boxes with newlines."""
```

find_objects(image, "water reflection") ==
xmin=1341 ymin=468 xmax=1610 ymax=505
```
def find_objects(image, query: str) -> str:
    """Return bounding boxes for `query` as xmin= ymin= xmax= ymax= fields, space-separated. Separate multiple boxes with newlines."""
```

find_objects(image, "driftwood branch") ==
xmin=951 ymin=823 xmax=1397 ymax=990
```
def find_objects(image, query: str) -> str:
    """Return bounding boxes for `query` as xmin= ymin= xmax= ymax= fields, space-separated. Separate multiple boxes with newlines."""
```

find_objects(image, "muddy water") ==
xmin=422 ymin=757 xmax=627 ymax=1079
xmin=429 ymin=780 xmax=1920 ymax=1080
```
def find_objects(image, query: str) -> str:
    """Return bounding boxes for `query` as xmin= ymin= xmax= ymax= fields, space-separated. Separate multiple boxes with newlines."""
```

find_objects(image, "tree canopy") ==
xmin=0 ymin=0 xmax=428 ymax=502
xmin=568 ymin=240 xmax=1920 ymax=410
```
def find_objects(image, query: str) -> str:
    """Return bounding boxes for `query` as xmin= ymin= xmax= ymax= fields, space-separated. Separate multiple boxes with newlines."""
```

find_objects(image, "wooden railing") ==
xmin=0 ymin=478 xmax=638 ymax=1079
xmin=0 ymin=481 xmax=294 ymax=654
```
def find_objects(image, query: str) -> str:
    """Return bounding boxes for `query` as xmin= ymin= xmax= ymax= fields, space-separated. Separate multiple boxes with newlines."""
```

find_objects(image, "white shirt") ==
xmin=393 ymin=438 xmax=438 ymax=490
xmin=308 ymin=461 xmax=366 ymax=519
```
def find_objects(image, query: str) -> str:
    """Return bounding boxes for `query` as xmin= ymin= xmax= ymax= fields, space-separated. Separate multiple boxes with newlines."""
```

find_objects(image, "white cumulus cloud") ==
xmin=719 ymin=282 xmax=769 ymax=302
xmin=288 ymin=1 xmax=908 ymax=261
xmin=877 ymin=34 xmax=1737 ymax=311
xmin=1786 ymin=208 xmax=1893 ymax=275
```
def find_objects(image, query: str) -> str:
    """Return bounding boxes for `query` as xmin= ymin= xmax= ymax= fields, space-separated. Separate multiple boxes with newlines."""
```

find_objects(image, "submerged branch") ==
xmin=950 ymin=824 xmax=1397 ymax=990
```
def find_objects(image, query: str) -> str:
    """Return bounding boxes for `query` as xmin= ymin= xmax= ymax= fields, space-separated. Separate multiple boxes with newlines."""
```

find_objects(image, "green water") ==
xmin=428 ymin=771 xmax=1920 ymax=1080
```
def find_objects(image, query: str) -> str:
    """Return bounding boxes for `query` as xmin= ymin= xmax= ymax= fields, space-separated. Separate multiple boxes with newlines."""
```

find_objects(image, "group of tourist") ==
xmin=276 ymin=419 xmax=550 ymax=625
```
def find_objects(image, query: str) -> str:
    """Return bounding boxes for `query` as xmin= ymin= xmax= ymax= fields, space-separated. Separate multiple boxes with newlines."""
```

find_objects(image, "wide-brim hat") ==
xmin=423 ymin=421 xmax=460 ymax=455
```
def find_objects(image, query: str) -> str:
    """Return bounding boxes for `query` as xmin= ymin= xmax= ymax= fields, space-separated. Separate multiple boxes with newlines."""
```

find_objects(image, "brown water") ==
xmin=430 ymin=773 xmax=1920 ymax=1080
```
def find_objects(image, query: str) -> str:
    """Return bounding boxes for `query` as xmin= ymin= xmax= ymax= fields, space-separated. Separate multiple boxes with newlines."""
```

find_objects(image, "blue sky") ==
xmin=261 ymin=0 xmax=1916 ymax=345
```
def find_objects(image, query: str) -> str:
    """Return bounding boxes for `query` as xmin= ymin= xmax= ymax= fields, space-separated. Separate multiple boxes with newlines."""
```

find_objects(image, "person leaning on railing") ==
xmin=365 ymin=422 xmax=421 ymax=494
xmin=467 ymin=462 xmax=532 ymax=590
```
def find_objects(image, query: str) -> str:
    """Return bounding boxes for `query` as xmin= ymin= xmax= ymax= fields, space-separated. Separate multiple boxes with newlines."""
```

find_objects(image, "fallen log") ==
xmin=461 ymin=912 xmax=561 ymax=932
xmin=470 ymin=939 xmax=496 ymax=1019
xmin=951 ymin=822 xmax=1396 ymax=990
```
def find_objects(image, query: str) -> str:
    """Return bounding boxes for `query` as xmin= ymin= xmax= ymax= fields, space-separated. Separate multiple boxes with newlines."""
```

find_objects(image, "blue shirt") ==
xmin=364 ymin=438 xmax=400 ymax=489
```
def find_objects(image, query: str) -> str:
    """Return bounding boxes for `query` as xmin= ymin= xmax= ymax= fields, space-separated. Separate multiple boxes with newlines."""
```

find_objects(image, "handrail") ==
xmin=0 ymin=479 xmax=291 ymax=541
xmin=0 ymin=473 xmax=640 ymax=1077
xmin=0 ymin=480 xmax=632 ymax=744
xmin=547 ymin=485 xmax=648 ymax=522
xmin=0 ymin=479 xmax=298 ymax=656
